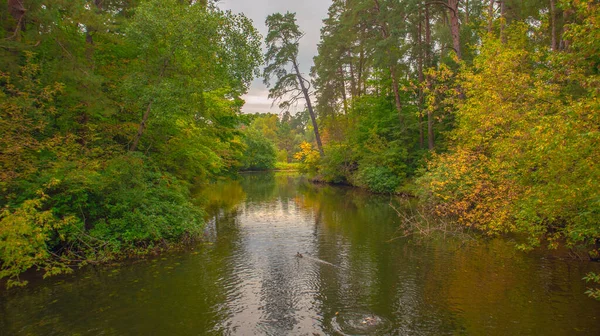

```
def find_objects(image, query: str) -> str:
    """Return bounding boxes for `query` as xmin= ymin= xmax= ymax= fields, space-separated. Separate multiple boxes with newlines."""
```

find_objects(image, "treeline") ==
xmin=0 ymin=0 xmax=262 ymax=286
xmin=238 ymin=111 xmax=311 ymax=171
xmin=288 ymin=0 xmax=599 ymax=253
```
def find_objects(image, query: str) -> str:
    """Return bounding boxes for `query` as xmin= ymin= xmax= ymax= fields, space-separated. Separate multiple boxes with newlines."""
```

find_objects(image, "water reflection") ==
xmin=1 ymin=172 xmax=599 ymax=335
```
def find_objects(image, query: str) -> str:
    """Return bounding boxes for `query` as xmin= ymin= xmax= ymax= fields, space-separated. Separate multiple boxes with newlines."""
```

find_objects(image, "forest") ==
xmin=0 ymin=0 xmax=599 ymax=299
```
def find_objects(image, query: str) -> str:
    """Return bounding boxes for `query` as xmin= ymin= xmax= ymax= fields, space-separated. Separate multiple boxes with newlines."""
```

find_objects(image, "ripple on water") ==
xmin=330 ymin=310 xmax=392 ymax=336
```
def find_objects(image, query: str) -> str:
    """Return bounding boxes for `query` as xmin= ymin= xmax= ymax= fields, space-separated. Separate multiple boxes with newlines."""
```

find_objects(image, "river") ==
xmin=1 ymin=172 xmax=599 ymax=335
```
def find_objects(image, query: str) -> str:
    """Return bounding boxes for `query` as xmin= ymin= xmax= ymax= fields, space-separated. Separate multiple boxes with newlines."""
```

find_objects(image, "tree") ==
xmin=263 ymin=12 xmax=325 ymax=157
xmin=240 ymin=130 xmax=277 ymax=171
xmin=125 ymin=0 xmax=261 ymax=153
xmin=0 ymin=0 xmax=264 ymax=285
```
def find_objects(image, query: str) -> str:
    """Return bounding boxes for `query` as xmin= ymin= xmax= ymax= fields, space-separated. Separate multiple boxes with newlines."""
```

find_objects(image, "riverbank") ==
xmin=274 ymin=162 xmax=301 ymax=171
xmin=308 ymin=173 xmax=417 ymax=197
xmin=239 ymin=162 xmax=301 ymax=173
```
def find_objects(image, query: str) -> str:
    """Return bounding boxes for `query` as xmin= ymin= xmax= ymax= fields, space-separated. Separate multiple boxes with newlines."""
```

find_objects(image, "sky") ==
xmin=217 ymin=0 xmax=332 ymax=114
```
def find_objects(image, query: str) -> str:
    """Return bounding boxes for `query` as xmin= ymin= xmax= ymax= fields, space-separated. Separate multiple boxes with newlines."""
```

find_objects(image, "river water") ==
xmin=1 ymin=172 xmax=599 ymax=335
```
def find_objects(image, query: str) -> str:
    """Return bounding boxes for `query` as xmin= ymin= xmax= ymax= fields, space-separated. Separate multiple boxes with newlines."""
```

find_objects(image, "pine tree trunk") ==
xmin=418 ymin=8 xmax=425 ymax=149
xmin=339 ymin=66 xmax=349 ymax=115
xmin=348 ymin=52 xmax=357 ymax=98
xmin=390 ymin=66 xmax=404 ymax=124
xmin=130 ymin=58 xmax=169 ymax=152
xmin=425 ymin=6 xmax=434 ymax=150
xmin=130 ymin=101 xmax=153 ymax=152
xmin=488 ymin=0 xmax=494 ymax=32
xmin=550 ymin=0 xmax=558 ymax=51
xmin=293 ymin=59 xmax=325 ymax=157
xmin=8 ymin=0 xmax=26 ymax=40
xmin=85 ymin=0 xmax=103 ymax=67
xmin=358 ymin=47 xmax=365 ymax=96
xmin=500 ymin=0 xmax=506 ymax=41
xmin=448 ymin=0 xmax=461 ymax=59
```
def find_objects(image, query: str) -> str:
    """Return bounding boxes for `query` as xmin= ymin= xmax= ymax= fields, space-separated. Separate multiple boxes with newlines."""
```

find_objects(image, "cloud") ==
xmin=218 ymin=0 xmax=331 ymax=114
xmin=242 ymin=90 xmax=273 ymax=114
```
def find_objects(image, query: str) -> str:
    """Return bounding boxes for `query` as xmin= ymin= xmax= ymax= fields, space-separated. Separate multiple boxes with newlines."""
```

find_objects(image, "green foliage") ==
xmin=0 ymin=0 xmax=261 ymax=285
xmin=240 ymin=130 xmax=277 ymax=171
xmin=0 ymin=186 xmax=76 ymax=287
xmin=276 ymin=149 xmax=289 ymax=163
xmin=88 ymin=156 xmax=205 ymax=249
xmin=274 ymin=162 xmax=301 ymax=171
xmin=294 ymin=142 xmax=322 ymax=173
xmin=354 ymin=166 xmax=401 ymax=194
xmin=583 ymin=272 xmax=600 ymax=301
xmin=418 ymin=12 xmax=600 ymax=249
xmin=309 ymin=94 xmax=409 ymax=191
xmin=0 ymin=155 xmax=205 ymax=287
xmin=239 ymin=112 xmax=311 ymax=165
xmin=319 ymin=143 xmax=353 ymax=184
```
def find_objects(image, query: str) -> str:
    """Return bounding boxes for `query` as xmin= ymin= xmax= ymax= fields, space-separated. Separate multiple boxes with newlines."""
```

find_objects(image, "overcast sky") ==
xmin=217 ymin=0 xmax=332 ymax=114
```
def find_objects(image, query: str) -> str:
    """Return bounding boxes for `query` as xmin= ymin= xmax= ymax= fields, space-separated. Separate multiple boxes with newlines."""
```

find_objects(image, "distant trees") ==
xmin=240 ymin=111 xmax=312 ymax=167
xmin=240 ymin=129 xmax=277 ymax=171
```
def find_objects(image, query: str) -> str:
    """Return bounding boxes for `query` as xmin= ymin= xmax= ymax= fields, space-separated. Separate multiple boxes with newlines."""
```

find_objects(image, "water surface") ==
xmin=1 ymin=172 xmax=599 ymax=335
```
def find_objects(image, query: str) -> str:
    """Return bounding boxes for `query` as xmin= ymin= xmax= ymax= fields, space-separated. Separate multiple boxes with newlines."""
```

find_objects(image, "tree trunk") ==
xmin=488 ymin=0 xmax=494 ymax=32
xmin=390 ymin=66 xmax=404 ymax=124
xmin=425 ymin=6 xmax=431 ymax=66
xmin=8 ymin=0 xmax=26 ymax=40
xmin=417 ymin=34 xmax=425 ymax=148
xmin=293 ymin=59 xmax=325 ymax=157
xmin=85 ymin=0 xmax=103 ymax=66
xmin=448 ymin=0 xmax=461 ymax=59
xmin=425 ymin=5 xmax=434 ymax=150
xmin=373 ymin=0 xmax=403 ymax=123
xmin=428 ymin=103 xmax=434 ymax=150
xmin=348 ymin=52 xmax=357 ymax=98
xmin=500 ymin=0 xmax=506 ymax=41
xmin=418 ymin=8 xmax=425 ymax=149
xmin=130 ymin=101 xmax=153 ymax=152
xmin=560 ymin=8 xmax=572 ymax=50
xmin=550 ymin=0 xmax=558 ymax=51
xmin=358 ymin=47 xmax=365 ymax=96
xmin=339 ymin=66 xmax=349 ymax=115
xmin=130 ymin=58 xmax=169 ymax=152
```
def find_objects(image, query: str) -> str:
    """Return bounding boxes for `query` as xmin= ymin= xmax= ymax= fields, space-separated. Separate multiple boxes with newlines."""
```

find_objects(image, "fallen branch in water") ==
xmin=386 ymin=198 xmax=475 ymax=244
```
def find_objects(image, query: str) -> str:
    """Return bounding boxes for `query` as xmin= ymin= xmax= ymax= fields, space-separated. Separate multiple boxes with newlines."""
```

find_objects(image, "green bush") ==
xmin=0 ymin=155 xmax=205 ymax=286
xmin=240 ymin=130 xmax=277 ymax=171
xmin=320 ymin=143 xmax=353 ymax=184
xmin=276 ymin=149 xmax=289 ymax=163
xmin=354 ymin=166 xmax=401 ymax=194
xmin=87 ymin=155 xmax=205 ymax=251
xmin=274 ymin=162 xmax=301 ymax=171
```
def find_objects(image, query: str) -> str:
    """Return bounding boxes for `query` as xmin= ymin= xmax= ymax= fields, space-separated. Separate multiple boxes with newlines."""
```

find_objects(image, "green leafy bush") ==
xmin=354 ymin=166 xmax=401 ymax=194
xmin=319 ymin=144 xmax=353 ymax=184
xmin=0 ymin=155 xmax=205 ymax=286
xmin=240 ymin=130 xmax=277 ymax=171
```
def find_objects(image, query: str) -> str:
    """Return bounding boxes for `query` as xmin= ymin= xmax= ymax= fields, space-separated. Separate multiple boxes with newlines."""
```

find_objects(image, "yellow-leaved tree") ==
xmin=419 ymin=8 xmax=600 ymax=253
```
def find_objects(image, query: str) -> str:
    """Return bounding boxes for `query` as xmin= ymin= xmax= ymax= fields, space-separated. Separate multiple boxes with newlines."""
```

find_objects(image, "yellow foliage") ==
xmin=294 ymin=141 xmax=321 ymax=172
xmin=0 ymin=188 xmax=76 ymax=287
xmin=419 ymin=19 xmax=600 ymax=248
